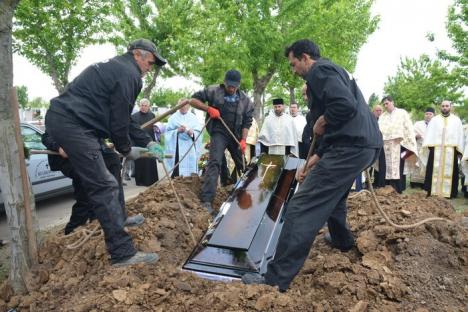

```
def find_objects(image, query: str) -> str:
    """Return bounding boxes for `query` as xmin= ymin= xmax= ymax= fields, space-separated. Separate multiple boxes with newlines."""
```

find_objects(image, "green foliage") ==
xmin=383 ymin=55 xmax=465 ymax=120
xmin=149 ymin=88 xmax=190 ymax=108
xmin=16 ymin=85 xmax=29 ymax=109
xmin=368 ymin=93 xmax=380 ymax=107
xmin=184 ymin=0 xmax=378 ymax=120
xmin=29 ymin=97 xmax=49 ymax=109
xmin=110 ymin=0 xmax=198 ymax=96
xmin=13 ymin=0 xmax=113 ymax=93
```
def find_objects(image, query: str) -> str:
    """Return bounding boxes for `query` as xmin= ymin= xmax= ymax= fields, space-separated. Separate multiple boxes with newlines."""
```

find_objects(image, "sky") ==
xmin=13 ymin=0 xmax=456 ymax=103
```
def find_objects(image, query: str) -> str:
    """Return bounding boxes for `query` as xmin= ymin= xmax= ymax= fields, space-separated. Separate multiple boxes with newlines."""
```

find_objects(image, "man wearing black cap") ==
xmin=242 ymin=39 xmax=382 ymax=292
xmin=44 ymin=38 xmax=166 ymax=266
xmin=183 ymin=70 xmax=254 ymax=215
xmin=410 ymin=107 xmax=435 ymax=188
xmin=258 ymin=98 xmax=298 ymax=156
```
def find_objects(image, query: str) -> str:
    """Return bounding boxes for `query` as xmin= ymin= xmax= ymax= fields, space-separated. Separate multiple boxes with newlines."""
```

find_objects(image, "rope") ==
xmin=349 ymin=169 xmax=453 ymax=229
xmin=160 ymin=160 xmax=198 ymax=247
xmin=58 ymin=223 xmax=103 ymax=250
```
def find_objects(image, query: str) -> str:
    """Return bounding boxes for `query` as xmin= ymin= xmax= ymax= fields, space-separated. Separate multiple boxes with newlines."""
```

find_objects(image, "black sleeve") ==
xmin=129 ymin=118 xmax=152 ymax=147
xmin=192 ymin=88 xmax=210 ymax=103
xmin=109 ymin=79 xmax=135 ymax=154
xmin=313 ymin=69 xmax=358 ymax=128
xmin=41 ymin=130 xmax=60 ymax=151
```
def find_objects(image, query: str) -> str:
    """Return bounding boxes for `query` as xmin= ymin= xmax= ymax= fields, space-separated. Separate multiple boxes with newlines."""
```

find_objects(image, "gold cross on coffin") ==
xmin=260 ymin=161 xmax=277 ymax=181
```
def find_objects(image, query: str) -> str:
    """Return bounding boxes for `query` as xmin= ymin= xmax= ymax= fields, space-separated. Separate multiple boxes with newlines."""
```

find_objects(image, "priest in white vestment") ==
xmin=258 ymin=98 xmax=298 ymax=157
xmin=462 ymin=124 xmax=468 ymax=198
xmin=378 ymin=96 xmax=418 ymax=193
xmin=422 ymin=100 xmax=464 ymax=198
xmin=164 ymin=103 xmax=203 ymax=177
xmin=409 ymin=107 xmax=435 ymax=187
xmin=289 ymin=102 xmax=307 ymax=157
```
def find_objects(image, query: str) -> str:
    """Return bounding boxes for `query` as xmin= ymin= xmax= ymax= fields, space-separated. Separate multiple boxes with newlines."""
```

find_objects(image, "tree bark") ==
xmin=142 ymin=66 xmax=161 ymax=99
xmin=252 ymin=69 xmax=275 ymax=126
xmin=0 ymin=0 xmax=39 ymax=294
xmin=289 ymin=85 xmax=296 ymax=104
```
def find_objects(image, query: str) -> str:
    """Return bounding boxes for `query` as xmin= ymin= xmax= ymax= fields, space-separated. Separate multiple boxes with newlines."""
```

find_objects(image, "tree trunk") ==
xmin=46 ymin=55 xmax=65 ymax=94
xmin=0 ymin=0 xmax=39 ymax=294
xmin=252 ymin=69 xmax=275 ymax=126
xmin=142 ymin=66 xmax=161 ymax=99
xmin=289 ymin=86 xmax=296 ymax=104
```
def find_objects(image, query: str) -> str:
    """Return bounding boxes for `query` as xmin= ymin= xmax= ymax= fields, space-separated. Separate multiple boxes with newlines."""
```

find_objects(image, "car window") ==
xmin=21 ymin=126 xmax=46 ymax=150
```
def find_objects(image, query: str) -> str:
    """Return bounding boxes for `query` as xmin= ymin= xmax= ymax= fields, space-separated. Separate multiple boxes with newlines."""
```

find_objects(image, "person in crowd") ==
xmin=299 ymin=84 xmax=312 ymax=159
xmin=377 ymin=96 xmax=418 ymax=193
xmin=242 ymin=39 xmax=382 ymax=291
xmin=289 ymin=102 xmax=307 ymax=157
xmin=462 ymin=124 xmax=468 ymax=198
xmin=245 ymin=117 xmax=259 ymax=163
xmin=131 ymin=98 xmax=159 ymax=186
xmin=409 ymin=107 xmax=435 ymax=188
xmin=372 ymin=105 xmax=383 ymax=119
xmin=182 ymin=69 xmax=254 ymax=215
xmin=164 ymin=102 xmax=202 ymax=177
xmin=258 ymin=98 xmax=298 ymax=156
xmin=44 ymin=38 xmax=166 ymax=266
xmin=422 ymin=100 xmax=464 ymax=198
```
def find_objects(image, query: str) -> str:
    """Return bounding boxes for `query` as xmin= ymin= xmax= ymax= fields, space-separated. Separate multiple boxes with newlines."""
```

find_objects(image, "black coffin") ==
xmin=183 ymin=154 xmax=304 ymax=280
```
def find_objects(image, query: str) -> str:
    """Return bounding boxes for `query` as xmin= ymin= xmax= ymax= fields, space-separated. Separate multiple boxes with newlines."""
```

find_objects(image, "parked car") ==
xmin=0 ymin=123 xmax=73 ymax=211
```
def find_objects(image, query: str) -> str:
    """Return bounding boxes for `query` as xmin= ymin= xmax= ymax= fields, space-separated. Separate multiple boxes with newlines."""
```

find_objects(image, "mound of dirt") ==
xmin=1 ymin=181 xmax=466 ymax=311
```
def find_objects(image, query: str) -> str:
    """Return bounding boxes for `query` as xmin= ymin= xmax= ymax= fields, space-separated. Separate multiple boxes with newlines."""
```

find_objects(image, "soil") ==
xmin=0 ymin=179 xmax=466 ymax=312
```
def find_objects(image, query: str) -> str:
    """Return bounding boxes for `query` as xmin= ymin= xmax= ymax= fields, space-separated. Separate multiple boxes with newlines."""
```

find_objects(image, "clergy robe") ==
xmin=164 ymin=110 xmax=202 ymax=177
xmin=462 ymin=125 xmax=468 ymax=197
xmin=410 ymin=120 xmax=430 ymax=185
xmin=258 ymin=113 xmax=298 ymax=157
xmin=422 ymin=114 xmax=464 ymax=198
xmin=131 ymin=110 xmax=158 ymax=186
xmin=378 ymin=108 xmax=418 ymax=193
xmin=245 ymin=118 xmax=259 ymax=163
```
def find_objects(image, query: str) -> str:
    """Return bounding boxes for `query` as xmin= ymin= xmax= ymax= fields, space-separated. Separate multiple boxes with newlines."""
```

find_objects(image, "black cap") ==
xmin=425 ymin=107 xmax=435 ymax=113
xmin=128 ymin=39 xmax=167 ymax=66
xmin=272 ymin=98 xmax=284 ymax=105
xmin=224 ymin=69 xmax=241 ymax=88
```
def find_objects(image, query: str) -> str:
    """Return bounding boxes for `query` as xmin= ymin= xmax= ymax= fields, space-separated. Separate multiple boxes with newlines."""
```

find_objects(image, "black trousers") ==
xmin=201 ymin=132 xmax=244 ymax=202
xmin=45 ymin=111 xmax=135 ymax=262
xmin=134 ymin=158 xmax=158 ymax=186
xmin=63 ymin=151 xmax=125 ymax=235
xmin=264 ymin=146 xmax=379 ymax=290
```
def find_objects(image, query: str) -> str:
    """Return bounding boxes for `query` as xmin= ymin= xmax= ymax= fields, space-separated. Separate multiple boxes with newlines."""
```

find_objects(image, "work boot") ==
xmin=241 ymin=273 xmax=287 ymax=292
xmin=124 ymin=214 xmax=145 ymax=227
xmin=112 ymin=252 xmax=159 ymax=267
xmin=242 ymin=273 xmax=266 ymax=285
xmin=201 ymin=202 xmax=216 ymax=217
xmin=323 ymin=232 xmax=354 ymax=252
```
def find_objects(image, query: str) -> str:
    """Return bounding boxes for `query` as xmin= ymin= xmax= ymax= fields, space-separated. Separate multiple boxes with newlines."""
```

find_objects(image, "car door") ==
xmin=20 ymin=124 xmax=72 ymax=200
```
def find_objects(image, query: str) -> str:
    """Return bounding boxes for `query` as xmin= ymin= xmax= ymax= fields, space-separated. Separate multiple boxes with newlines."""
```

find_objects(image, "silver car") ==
xmin=0 ymin=123 xmax=73 ymax=210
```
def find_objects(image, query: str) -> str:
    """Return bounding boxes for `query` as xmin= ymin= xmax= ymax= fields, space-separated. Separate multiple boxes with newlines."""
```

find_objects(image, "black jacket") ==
xmin=192 ymin=84 xmax=254 ymax=139
xmin=48 ymin=52 xmax=151 ymax=154
xmin=305 ymin=59 xmax=382 ymax=157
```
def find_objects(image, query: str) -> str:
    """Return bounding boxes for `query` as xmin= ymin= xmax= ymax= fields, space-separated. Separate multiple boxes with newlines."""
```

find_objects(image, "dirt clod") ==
xmin=2 ymin=182 xmax=466 ymax=311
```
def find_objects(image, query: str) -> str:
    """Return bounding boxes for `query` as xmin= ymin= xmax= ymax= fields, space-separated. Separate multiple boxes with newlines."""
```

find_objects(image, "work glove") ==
xmin=207 ymin=107 xmax=220 ymax=119
xmin=239 ymin=139 xmax=247 ymax=154
xmin=147 ymin=141 xmax=164 ymax=160
xmin=126 ymin=147 xmax=150 ymax=160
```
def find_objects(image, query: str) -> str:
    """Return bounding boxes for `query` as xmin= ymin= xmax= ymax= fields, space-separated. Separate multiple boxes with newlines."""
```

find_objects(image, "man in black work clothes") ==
xmin=44 ymin=39 xmax=166 ymax=266
xmin=242 ymin=39 xmax=383 ymax=291
xmin=182 ymin=70 xmax=254 ymax=215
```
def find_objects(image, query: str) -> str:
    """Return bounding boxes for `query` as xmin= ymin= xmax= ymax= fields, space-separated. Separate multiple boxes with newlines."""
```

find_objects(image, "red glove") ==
xmin=207 ymin=107 xmax=220 ymax=119
xmin=239 ymin=139 xmax=247 ymax=154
